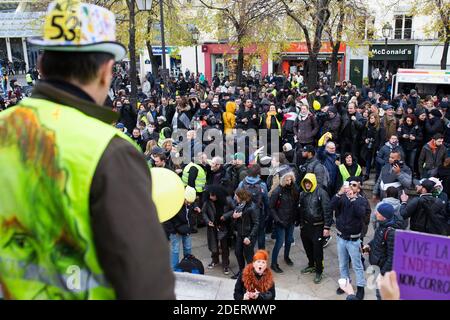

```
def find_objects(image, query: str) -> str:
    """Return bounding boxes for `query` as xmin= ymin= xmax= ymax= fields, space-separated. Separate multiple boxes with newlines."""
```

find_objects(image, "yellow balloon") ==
xmin=151 ymin=167 xmax=185 ymax=223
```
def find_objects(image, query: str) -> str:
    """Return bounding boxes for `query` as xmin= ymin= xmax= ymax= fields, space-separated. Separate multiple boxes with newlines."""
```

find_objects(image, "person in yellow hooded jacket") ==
xmin=223 ymin=101 xmax=236 ymax=135
xmin=297 ymin=173 xmax=332 ymax=285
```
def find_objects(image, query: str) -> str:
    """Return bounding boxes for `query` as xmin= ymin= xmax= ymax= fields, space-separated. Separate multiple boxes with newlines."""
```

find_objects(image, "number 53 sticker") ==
xmin=45 ymin=13 xmax=81 ymax=43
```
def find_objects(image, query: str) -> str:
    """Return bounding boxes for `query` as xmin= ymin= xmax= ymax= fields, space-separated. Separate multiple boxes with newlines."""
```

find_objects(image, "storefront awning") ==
xmin=0 ymin=12 xmax=45 ymax=38
xmin=415 ymin=45 xmax=450 ymax=68
xmin=280 ymin=53 xmax=344 ymax=61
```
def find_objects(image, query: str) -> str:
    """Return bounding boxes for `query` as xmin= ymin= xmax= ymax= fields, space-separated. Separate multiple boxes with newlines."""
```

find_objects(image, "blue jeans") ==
xmin=271 ymin=224 xmax=294 ymax=265
xmin=170 ymin=233 xmax=192 ymax=270
xmin=337 ymin=236 xmax=366 ymax=287
xmin=404 ymin=149 xmax=416 ymax=175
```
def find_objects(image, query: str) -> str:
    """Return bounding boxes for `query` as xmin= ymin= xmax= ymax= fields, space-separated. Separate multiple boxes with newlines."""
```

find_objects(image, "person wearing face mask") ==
xmin=233 ymin=250 xmax=275 ymax=300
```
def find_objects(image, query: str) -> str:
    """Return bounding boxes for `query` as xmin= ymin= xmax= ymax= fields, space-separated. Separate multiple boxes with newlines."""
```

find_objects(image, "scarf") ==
xmin=429 ymin=139 xmax=437 ymax=154
xmin=299 ymin=111 xmax=309 ymax=121
xmin=266 ymin=111 xmax=277 ymax=129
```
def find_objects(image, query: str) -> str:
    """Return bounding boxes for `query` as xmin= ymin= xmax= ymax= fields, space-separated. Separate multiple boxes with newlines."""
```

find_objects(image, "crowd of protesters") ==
xmin=2 ymin=63 xmax=449 ymax=300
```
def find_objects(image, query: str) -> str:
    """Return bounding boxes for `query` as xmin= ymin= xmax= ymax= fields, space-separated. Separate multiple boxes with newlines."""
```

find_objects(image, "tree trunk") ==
xmin=128 ymin=0 xmax=138 ymax=107
xmin=146 ymin=42 xmax=159 ymax=77
xmin=146 ymin=19 xmax=159 ymax=77
xmin=236 ymin=46 xmax=244 ymax=86
xmin=441 ymin=36 xmax=449 ymax=70
xmin=306 ymin=55 xmax=318 ymax=91
xmin=330 ymin=42 xmax=340 ymax=86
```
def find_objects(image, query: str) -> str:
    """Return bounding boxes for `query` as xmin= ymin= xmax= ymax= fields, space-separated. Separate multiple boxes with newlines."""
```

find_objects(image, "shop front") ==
xmin=368 ymin=44 xmax=415 ymax=86
xmin=202 ymin=43 xmax=269 ymax=83
xmin=140 ymin=46 xmax=182 ymax=79
xmin=276 ymin=42 xmax=346 ymax=81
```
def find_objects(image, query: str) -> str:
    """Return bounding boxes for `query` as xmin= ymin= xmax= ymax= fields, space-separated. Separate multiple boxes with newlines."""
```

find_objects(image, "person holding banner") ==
xmin=0 ymin=0 xmax=174 ymax=299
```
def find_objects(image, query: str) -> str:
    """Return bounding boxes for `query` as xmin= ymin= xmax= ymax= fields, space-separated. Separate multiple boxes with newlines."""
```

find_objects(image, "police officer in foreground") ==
xmin=0 ymin=0 xmax=174 ymax=299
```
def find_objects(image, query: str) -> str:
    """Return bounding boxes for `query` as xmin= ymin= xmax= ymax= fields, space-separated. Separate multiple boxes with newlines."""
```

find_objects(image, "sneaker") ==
xmin=207 ymin=262 xmax=217 ymax=269
xmin=313 ymin=273 xmax=323 ymax=284
xmin=271 ymin=264 xmax=284 ymax=273
xmin=223 ymin=267 xmax=230 ymax=275
xmin=336 ymin=287 xmax=345 ymax=295
xmin=231 ymin=272 xmax=240 ymax=280
xmin=284 ymin=257 xmax=294 ymax=266
xmin=300 ymin=266 xmax=316 ymax=274
xmin=323 ymin=236 xmax=332 ymax=248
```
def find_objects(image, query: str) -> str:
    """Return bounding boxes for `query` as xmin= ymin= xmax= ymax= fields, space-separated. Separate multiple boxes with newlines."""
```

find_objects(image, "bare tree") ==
xmin=198 ymin=0 xmax=283 ymax=85
xmin=280 ymin=0 xmax=332 ymax=90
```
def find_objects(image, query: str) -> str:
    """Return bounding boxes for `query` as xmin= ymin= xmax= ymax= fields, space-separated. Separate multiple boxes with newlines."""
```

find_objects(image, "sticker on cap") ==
xmin=44 ymin=0 xmax=82 ymax=44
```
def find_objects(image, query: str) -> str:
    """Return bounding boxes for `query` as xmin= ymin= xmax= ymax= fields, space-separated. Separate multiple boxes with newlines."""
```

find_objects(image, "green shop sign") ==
xmin=369 ymin=45 xmax=415 ymax=61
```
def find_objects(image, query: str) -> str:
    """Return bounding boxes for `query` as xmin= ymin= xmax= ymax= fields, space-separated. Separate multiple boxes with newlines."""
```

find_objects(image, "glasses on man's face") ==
xmin=350 ymin=183 xmax=359 ymax=188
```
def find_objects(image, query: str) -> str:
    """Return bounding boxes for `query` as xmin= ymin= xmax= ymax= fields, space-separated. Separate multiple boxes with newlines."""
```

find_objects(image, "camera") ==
xmin=367 ymin=138 xmax=375 ymax=149
xmin=393 ymin=160 xmax=404 ymax=167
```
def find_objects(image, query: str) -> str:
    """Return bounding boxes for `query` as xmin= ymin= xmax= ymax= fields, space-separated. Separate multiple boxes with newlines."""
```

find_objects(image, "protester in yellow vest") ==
xmin=0 ymin=0 xmax=174 ymax=300
xmin=337 ymin=153 xmax=362 ymax=189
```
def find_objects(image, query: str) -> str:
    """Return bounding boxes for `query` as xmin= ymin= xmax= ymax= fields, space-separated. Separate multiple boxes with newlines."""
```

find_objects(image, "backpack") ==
xmin=411 ymin=196 xmax=447 ymax=235
xmin=243 ymin=179 xmax=264 ymax=208
xmin=174 ymin=254 xmax=205 ymax=274
xmin=420 ymin=197 xmax=449 ymax=236
xmin=299 ymin=160 xmax=330 ymax=187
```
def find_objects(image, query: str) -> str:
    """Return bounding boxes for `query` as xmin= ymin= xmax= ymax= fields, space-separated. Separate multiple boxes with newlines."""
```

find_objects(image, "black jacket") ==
xmin=398 ymin=123 xmax=423 ymax=151
xmin=224 ymin=202 xmax=259 ymax=240
xmin=400 ymin=194 xmax=448 ymax=235
xmin=269 ymin=185 xmax=299 ymax=227
xmin=163 ymin=203 xmax=196 ymax=236
xmin=418 ymin=143 xmax=446 ymax=177
xmin=424 ymin=117 xmax=444 ymax=142
xmin=340 ymin=112 xmax=364 ymax=142
xmin=368 ymin=216 xmax=405 ymax=274
xmin=298 ymin=187 xmax=332 ymax=228
xmin=330 ymin=194 xmax=367 ymax=238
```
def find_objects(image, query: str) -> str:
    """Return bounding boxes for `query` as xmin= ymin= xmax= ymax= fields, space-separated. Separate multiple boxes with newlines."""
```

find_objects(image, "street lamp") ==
xmin=135 ymin=0 xmax=168 ymax=91
xmin=136 ymin=0 xmax=152 ymax=10
xmin=381 ymin=22 xmax=393 ymax=94
xmin=191 ymin=26 xmax=200 ymax=77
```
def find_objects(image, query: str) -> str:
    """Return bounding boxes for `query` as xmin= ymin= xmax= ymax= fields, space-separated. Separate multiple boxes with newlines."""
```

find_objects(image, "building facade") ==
xmin=0 ymin=1 xmax=44 ymax=73
xmin=345 ymin=0 xmax=450 ymax=88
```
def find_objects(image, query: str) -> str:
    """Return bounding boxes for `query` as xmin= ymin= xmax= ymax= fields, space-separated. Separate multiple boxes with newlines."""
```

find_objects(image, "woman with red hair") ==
xmin=233 ymin=250 xmax=275 ymax=300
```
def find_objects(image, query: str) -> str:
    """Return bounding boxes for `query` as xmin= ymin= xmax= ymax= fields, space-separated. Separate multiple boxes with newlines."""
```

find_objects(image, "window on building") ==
xmin=394 ymin=15 xmax=403 ymax=39
xmin=404 ymin=15 xmax=412 ymax=39
xmin=394 ymin=15 xmax=413 ymax=39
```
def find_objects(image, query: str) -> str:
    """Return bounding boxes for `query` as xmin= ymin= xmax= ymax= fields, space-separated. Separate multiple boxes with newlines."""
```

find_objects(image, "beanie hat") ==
xmin=234 ymin=152 xmax=245 ymax=162
xmin=430 ymin=109 xmax=442 ymax=118
xmin=377 ymin=203 xmax=394 ymax=220
xmin=283 ymin=143 xmax=293 ymax=152
xmin=184 ymin=186 xmax=197 ymax=203
xmin=253 ymin=250 xmax=269 ymax=262
xmin=115 ymin=122 xmax=125 ymax=129
xmin=328 ymin=106 xmax=337 ymax=114
xmin=421 ymin=179 xmax=436 ymax=193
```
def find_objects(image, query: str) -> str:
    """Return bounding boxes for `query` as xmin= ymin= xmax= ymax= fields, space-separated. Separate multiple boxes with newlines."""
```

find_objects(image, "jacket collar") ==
xmin=31 ymin=81 xmax=118 ymax=124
